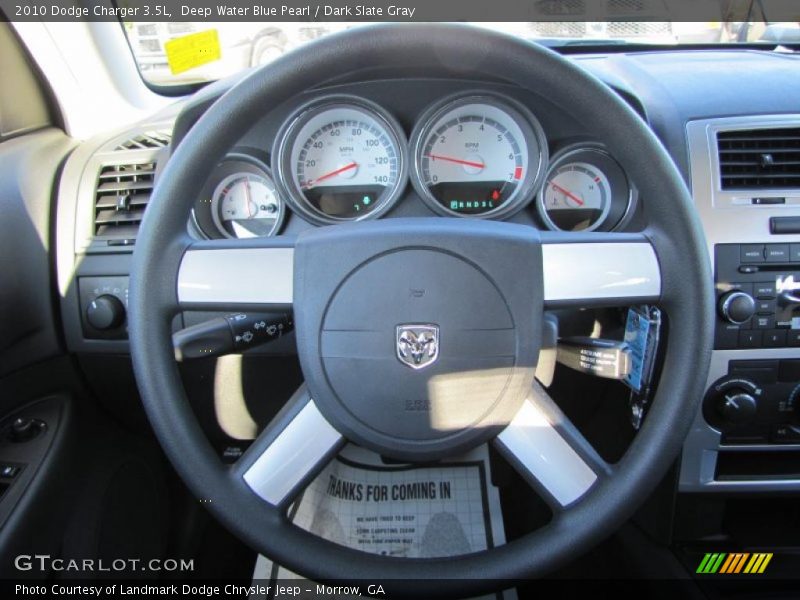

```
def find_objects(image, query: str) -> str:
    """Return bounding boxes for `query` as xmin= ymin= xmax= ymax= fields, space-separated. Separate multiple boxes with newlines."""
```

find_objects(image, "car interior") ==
xmin=1 ymin=9 xmax=800 ymax=598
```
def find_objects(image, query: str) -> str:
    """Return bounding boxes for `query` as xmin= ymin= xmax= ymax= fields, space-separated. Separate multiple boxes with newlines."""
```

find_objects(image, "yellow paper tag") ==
xmin=164 ymin=29 xmax=221 ymax=76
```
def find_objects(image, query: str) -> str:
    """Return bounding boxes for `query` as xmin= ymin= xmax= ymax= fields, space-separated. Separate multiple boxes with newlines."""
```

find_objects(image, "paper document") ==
xmin=251 ymin=444 xmax=513 ymax=599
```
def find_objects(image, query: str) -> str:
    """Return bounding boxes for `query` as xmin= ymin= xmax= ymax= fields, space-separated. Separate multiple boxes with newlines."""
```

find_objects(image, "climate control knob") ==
xmin=704 ymin=377 xmax=761 ymax=430
xmin=86 ymin=295 xmax=126 ymax=330
xmin=717 ymin=389 xmax=758 ymax=425
xmin=719 ymin=291 xmax=756 ymax=324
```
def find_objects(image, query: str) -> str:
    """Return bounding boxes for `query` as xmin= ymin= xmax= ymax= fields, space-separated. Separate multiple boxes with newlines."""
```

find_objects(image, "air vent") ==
xmin=93 ymin=163 xmax=155 ymax=239
xmin=718 ymin=128 xmax=800 ymax=190
xmin=114 ymin=130 xmax=171 ymax=151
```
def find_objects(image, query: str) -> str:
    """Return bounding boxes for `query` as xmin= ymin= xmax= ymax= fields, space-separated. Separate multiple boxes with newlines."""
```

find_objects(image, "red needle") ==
xmin=550 ymin=181 xmax=585 ymax=206
xmin=303 ymin=162 xmax=357 ymax=188
xmin=425 ymin=154 xmax=485 ymax=169
xmin=244 ymin=179 xmax=254 ymax=218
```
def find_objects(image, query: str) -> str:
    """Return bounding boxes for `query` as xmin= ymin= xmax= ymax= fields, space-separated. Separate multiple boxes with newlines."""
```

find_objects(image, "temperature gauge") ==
xmin=541 ymin=163 xmax=611 ymax=232
xmin=536 ymin=145 xmax=633 ymax=232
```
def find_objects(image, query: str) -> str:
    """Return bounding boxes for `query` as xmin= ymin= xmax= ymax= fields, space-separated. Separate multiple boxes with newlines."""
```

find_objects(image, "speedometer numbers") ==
xmin=410 ymin=95 xmax=547 ymax=219
xmin=274 ymin=97 xmax=408 ymax=224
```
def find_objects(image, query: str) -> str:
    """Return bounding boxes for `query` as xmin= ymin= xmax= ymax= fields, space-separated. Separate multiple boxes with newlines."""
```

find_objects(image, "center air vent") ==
xmin=718 ymin=128 xmax=800 ymax=190
xmin=93 ymin=162 xmax=155 ymax=240
xmin=114 ymin=130 xmax=171 ymax=151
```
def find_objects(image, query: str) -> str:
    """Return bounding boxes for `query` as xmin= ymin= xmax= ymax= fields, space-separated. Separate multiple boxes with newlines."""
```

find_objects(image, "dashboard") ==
xmin=54 ymin=48 xmax=800 ymax=499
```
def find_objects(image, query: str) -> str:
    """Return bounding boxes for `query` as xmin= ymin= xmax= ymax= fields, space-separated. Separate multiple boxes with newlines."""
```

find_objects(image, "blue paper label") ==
xmin=623 ymin=308 xmax=651 ymax=392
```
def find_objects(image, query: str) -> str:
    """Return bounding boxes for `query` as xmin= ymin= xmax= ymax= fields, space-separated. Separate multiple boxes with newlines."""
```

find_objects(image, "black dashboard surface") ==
xmin=54 ymin=46 xmax=800 ymax=355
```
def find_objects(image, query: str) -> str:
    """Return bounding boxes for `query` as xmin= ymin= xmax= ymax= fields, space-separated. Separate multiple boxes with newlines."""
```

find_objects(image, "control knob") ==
xmin=719 ymin=291 xmax=756 ymax=324
xmin=717 ymin=389 xmax=758 ymax=425
xmin=86 ymin=295 xmax=126 ymax=330
xmin=704 ymin=377 xmax=761 ymax=429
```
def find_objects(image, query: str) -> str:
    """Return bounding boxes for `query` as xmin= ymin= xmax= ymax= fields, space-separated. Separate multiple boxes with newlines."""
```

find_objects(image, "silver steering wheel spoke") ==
xmin=234 ymin=385 xmax=344 ymax=508
xmin=177 ymin=240 xmax=295 ymax=309
xmin=540 ymin=231 xmax=661 ymax=309
xmin=175 ymin=233 xmax=661 ymax=310
xmin=494 ymin=381 xmax=612 ymax=510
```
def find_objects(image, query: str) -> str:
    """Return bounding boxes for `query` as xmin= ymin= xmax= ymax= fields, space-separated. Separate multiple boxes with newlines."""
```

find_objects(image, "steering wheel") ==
xmin=129 ymin=24 xmax=713 ymax=596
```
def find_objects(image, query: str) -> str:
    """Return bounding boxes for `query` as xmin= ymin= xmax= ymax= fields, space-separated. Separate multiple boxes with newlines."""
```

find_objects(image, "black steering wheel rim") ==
xmin=129 ymin=23 xmax=713 ymax=595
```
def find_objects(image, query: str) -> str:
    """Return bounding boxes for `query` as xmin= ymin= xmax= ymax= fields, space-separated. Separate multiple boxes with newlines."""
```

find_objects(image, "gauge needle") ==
xmin=425 ymin=154 xmax=485 ymax=169
xmin=244 ymin=179 xmax=254 ymax=218
xmin=549 ymin=181 xmax=585 ymax=206
xmin=303 ymin=162 xmax=358 ymax=188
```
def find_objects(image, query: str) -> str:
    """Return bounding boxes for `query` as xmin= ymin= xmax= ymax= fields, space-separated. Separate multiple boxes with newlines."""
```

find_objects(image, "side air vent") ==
xmin=718 ymin=128 xmax=800 ymax=190
xmin=93 ymin=163 xmax=155 ymax=240
xmin=114 ymin=130 xmax=171 ymax=151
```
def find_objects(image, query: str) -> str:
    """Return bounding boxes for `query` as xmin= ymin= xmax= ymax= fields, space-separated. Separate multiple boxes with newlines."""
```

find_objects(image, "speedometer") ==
xmin=410 ymin=94 xmax=548 ymax=219
xmin=273 ymin=96 xmax=408 ymax=224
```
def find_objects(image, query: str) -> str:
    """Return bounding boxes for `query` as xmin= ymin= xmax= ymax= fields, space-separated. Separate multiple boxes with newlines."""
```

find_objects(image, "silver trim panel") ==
xmin=177 ymin=247 xmax=294 ymax=305
xmin=542 ymin=242 xmax=661 ymax=302
xmin=682 ymin=115 xmax=800 ymax=492
xmin=243 ymin=400 xmax=342 ymax=505
xmin=496 ymin=398 xmax=597 ymax=507
xmin=680 ymin=348 xmax=800 ymax=492
xmin=176 ymin=242 xmax=660 ymax=307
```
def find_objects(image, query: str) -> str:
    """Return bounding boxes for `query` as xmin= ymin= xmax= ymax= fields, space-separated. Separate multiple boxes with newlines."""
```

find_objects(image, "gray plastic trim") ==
xmin=496 ymin=397 xmax=597 ymax=507
xmin=686 ymin=115 xmax=800 ymax=260
xmin=242 ymin=400 xmax=342 ymax=505
xmin=682 ymin=114 xmax=800 ymax=492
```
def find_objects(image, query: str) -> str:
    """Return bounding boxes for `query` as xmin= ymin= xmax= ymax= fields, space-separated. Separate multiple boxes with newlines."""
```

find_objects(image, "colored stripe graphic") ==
xmin=698 ymin=552 xmax=773 ymax=574
xmin=720 ymin=553 xmax=749 ymax=573
xmin=697 ymin=553 xmax=726 ymax=573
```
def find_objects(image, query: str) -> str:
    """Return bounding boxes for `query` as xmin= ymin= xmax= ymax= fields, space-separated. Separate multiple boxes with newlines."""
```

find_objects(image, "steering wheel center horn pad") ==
xmin=294 ymin=218 xmax=542 ymax=461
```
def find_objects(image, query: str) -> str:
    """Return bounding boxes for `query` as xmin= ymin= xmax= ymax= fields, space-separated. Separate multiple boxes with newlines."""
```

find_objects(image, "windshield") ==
xmin=123 ymin=20 xmax=796 ymax=87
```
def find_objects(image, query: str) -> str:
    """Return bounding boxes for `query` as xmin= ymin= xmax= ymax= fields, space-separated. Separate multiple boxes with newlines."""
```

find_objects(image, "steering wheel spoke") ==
xmin=494 ymin=381 xmax=612 ymax=510
xmin=541 ymin=231 xmax=661 ymax=309
xmin=177 ymin=238 xmax=295 ymax=310
xmin=233 ymin=386 xmax=344 ymax=509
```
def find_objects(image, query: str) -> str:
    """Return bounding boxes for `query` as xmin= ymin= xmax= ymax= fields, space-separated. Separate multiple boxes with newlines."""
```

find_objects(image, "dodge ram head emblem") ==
xmin=396 ymin=325 xmax=439 ymax=370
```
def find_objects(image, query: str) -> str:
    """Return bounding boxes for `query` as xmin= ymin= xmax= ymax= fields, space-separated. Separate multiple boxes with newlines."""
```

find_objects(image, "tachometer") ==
xmin=410 ymin=94 xmax=547 ymax=219
xmin=273 ymin=96 xmax=407 ymax=224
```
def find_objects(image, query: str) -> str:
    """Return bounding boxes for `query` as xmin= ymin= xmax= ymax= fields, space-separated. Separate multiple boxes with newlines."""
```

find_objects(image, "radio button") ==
xmin=765 ymin=244 xmax=790 ymax=262
xmin=756 ymin=299 xmax=776 ymax=314
xmin=741 ymin=245 xmax=765 ymax=263
xmin=754 ymin=315 xmax=775 ymax=329
xmin=739 ymin=330 xmax=762 ymax=348
xmin=763 ymin=330 xmax=787 ymax=347
xmin=754 ymin=282 xmax=777 ymax=298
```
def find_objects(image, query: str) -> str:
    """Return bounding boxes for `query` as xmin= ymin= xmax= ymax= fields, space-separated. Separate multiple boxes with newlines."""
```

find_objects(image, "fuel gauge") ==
xmin=212 ymin=172 xmax=283 ymax=238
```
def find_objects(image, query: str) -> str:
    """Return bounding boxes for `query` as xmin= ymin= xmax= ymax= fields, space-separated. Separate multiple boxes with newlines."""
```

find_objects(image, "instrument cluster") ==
xmin=191 ymin=91 xmax=636 ymax=239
